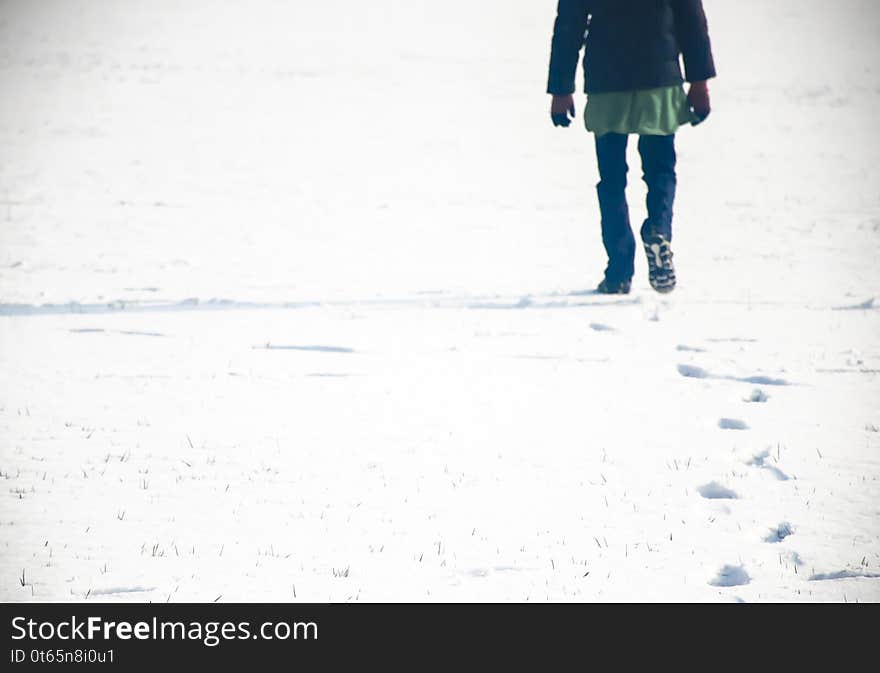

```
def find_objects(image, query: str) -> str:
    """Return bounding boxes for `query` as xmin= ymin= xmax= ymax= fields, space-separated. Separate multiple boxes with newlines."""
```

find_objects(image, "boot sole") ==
xmin=643 ymin=237 xmax=676 ymax=293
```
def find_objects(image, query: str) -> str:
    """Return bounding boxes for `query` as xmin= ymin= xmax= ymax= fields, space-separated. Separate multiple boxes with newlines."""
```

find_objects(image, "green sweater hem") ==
xmin=584 ymin=85 xmax=697 ymax=136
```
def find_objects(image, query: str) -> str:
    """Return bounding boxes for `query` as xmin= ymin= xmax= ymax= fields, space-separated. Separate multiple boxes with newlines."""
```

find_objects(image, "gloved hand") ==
xmin=550 ymin=94 xmax=576 ymax=127
xmin=687 ymin=80 xmax=711 ymax=125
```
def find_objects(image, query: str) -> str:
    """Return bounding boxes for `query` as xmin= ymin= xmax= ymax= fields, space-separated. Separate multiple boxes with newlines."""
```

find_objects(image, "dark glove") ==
xmin=552 ymin=105 xmax=576 ymax=127
xmin=691 ymin=109 xmax=710 ymax=126
xmin=550 ymin=95 xmax=576 ymax=128
xmin=687 ymin=81 xmax=711 ymax=126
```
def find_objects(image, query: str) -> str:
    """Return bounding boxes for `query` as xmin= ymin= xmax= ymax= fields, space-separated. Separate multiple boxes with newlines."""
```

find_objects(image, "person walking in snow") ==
xmin=547 ymin=0 xmax=716 ymax=294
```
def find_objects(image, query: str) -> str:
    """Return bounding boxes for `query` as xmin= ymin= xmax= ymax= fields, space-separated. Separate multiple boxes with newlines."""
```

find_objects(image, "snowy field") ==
xmin=1 ymin=0 xmax=878 ymax=602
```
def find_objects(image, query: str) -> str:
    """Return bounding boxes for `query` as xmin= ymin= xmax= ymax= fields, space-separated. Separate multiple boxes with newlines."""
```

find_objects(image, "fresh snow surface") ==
xmin=1 ymin=0 xmax=878 ymax=602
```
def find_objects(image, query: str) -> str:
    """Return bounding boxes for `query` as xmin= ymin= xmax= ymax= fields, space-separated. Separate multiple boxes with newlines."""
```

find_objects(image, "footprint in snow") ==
xmin=744 ymin=388 xmax=769 ymax=403
xmin=677 ymin=363 xmax=709 ymax=378
xmin=709 ymin=565 xmax=750 ymax=587
xmin=718 ymin=418 xmax=749 ymax=430
xmin=697 ymin=481 xmax=738 ymax=499
xmin=676 ymin=364 xmax=791 ymax=386
xmin=763 ymin=522 xmax=794 ymax=543
xmin=747 ymin=449 xmax=790 ymax=481
xmin=787 ymin=551 xmax=805 ymax=567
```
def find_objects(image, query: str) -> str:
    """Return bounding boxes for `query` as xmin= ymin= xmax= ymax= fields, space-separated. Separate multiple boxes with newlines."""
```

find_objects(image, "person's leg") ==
xmin=594 ymin=132 xmax=635 ymax=285
xmin=637 ymin=134 xmax=677 ymax=241
xmin=637 ymin=134 xmax=677 ymax=292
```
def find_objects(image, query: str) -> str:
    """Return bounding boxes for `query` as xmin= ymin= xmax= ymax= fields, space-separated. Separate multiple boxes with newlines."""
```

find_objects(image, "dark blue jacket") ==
xmin=547 ymin=0 xmax=716 ymax=95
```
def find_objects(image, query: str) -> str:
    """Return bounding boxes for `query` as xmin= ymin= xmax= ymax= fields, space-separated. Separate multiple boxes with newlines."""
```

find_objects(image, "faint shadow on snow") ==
xmin=512 ymin=354 xmax=610 ymax=364
xmin=763 ymin=522 xmax=794 ymax=543
xmin=832 ymin=297 xmax=875 ymax=311
xmin=706 ymin=337 xmax=758 ymax=343
xmin=466 ymin=566 xmax=523 ymax=579
xmin=808 ymin=569 xmax=880 ymax=581
xmin=589 ymin=322 xmax=615 ymax=332
xmin=1 ymin=298 xmax=322 ymax=316
xmin=118 ymin=330 xmax=166 ymax=337
xmin=469 ymin=296 xmax=535 ymax=310
xmin=255 ymin=344 xmax=355 ymax=353
xmin=467 ymin=294 xmax=639 ymax=310
xmin=676 ymin=363 xmax=791 ymax=386
xmin=564 ymin=288 xmax=636 ymax=299
xmin=1 ymin=292 xmax=641 ymax=317
xmin=69 ymin=328 xmax=166 ymax=337
xmin=709 ymin=565 xmax=750 ymax=587
xmin=697 ymin=481 xmax=738 ymax=499
xmin=748 ymin=450 xmax=790 ymax=481
xmin=718 ymin=418 xmax=749 ymax=430
xmin=89 ymin=586 xmax=157 ymax=596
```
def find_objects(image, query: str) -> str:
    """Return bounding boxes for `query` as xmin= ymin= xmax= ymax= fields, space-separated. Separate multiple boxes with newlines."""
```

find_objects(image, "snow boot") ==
xmin=642 ymin=233 xmax=676 ymax=293
xmin=597 ymin=277 xmax=631 ymax=295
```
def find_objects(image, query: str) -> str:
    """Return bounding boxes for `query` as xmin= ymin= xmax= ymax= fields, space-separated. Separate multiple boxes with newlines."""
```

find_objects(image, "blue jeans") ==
xmin=594 ymin=133 xmax=677 ymax=283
